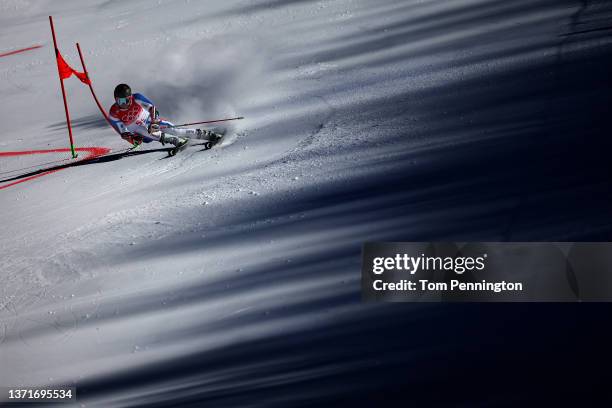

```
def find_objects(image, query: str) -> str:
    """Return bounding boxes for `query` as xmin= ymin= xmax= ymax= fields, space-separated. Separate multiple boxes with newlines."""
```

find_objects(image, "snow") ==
xmin=1 ymin=0 xmax=612 ymax=406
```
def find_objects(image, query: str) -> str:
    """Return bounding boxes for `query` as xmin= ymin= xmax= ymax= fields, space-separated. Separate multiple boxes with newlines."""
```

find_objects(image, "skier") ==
xmin=109 ymin=83 xmax=220 ymax=148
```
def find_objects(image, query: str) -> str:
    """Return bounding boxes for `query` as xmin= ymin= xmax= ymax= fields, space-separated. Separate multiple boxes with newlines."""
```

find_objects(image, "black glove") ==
xmin=148 ymin=122 xmax=160 ymax=134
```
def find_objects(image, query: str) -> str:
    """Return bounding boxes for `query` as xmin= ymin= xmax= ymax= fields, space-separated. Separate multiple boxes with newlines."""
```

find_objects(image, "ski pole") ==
xmin=160 ymin=116 xmax=244 ymax=129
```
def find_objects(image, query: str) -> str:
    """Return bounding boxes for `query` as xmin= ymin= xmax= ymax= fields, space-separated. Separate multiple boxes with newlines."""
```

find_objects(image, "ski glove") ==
xmin=148 ymin=122 xmax=161 ymax=134
xmin=148 ymin=115 xmax=161 ymax=133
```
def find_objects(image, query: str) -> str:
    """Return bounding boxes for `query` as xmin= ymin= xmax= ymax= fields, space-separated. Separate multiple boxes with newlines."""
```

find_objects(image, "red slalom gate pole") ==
xmin=160 ymin=116 xmax=244 ymax=129
xmin=49 ymin=16 xmax=77 ymax=159
xmin=75 ymin=43 xmax=121 ymax=136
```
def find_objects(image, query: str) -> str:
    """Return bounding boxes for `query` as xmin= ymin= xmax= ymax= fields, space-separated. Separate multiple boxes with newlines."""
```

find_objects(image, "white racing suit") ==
xmin=108 ymin=93 xmax=196 ymax=146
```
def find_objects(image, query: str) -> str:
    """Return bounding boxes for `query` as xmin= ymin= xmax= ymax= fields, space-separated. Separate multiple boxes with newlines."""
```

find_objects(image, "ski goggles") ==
xmin=115 ymin=96 xmax=131 ymax=107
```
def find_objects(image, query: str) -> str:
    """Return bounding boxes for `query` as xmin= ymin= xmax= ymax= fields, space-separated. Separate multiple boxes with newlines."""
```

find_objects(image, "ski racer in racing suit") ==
xmin=109 ymin=83 xmax=218 ymax=147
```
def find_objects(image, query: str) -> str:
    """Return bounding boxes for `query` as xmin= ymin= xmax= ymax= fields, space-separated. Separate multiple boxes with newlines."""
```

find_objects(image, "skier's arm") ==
xmin=109 ymin=112 xmax=141 ymax=144
xmin=133 ymin=93 xmax=158 ymax=123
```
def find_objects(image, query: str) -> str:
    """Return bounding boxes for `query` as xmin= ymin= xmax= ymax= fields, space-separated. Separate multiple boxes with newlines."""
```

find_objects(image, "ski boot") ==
xmin=163 ymin=134 xmax=189 ymax=156
xmin=197 ymin=129 xmax=222 ymax=143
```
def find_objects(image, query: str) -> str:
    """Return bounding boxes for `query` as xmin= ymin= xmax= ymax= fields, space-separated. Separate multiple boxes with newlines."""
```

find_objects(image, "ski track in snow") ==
xmin=1 ymin=0 xmax=612 ymax=406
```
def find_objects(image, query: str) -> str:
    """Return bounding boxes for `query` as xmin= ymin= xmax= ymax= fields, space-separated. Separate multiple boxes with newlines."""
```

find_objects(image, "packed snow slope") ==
xmin=1 ymin=0 xmax=612 ymax=406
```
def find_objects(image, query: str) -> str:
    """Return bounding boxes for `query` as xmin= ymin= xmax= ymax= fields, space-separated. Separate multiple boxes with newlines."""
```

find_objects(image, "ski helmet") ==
xmin=114 ymin=84 xmax=132 ymax=108
xmin=114 ymin=83 xmax=131 ymax=98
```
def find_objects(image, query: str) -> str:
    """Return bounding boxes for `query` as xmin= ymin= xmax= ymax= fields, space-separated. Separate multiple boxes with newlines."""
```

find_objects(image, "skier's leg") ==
xmin=159 ymin=120 xmax=197 ymax=138
xmin=158 ymin=120 xmax=220 ymax=142
xmin=158 ymin=132 xmax=186 ymax=147
xmin=139 ymin=119 xmax=184 ymax=147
